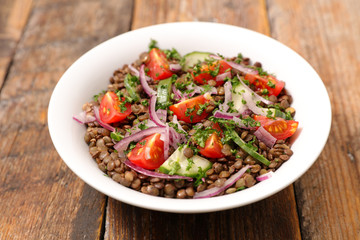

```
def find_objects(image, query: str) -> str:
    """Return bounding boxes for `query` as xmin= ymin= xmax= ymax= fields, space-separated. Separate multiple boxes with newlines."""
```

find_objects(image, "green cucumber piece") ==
xmin=227 ymin=129 xmax=271 ymax=166
xmin=158 ymin=147 xmax=212 ymax=177
xmin=181 ymin=51 xmax=212 ymax=71
xmin=124 ymin=73 xmax=140 ymax=102
xmin=156 ymin=77 xmax=172 ymax=109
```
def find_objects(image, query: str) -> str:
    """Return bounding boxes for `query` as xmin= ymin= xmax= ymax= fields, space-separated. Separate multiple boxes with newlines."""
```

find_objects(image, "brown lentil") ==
xmin=164 ymin=184 xmax=176 ymax=196
xmin=221 ymin=144 xmax=232 ymax=156
xmin=146 ymin=185 xmax=159 ymax=196
xmin=176 ymin=189 xmax=187 ymax=199
xmin=183 ymin=147 xmax=194 ymax=158
xmin=219 ymin=171 xmax=230 ymax=178
xmin=226 ymin=188 xmax=237 ymax=194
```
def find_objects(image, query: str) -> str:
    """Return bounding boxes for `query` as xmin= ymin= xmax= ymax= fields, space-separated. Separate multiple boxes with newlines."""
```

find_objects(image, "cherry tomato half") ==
xmin=127 ymin=133 xmax=165 ymax=170
xmin=198 ymin=123 xmax=225 ymax=159
xmin=145 ymin=48 xmax=173 ymax=80
xmin=245 ymin=74 xmax=285 ymax=96
xmin=192 ymin=60 xmax=232 ymax=86
xmin=253 ymin=115 xmax=298 ymax=140
xmin=99 ymin=92 xmax=132 ymax=124
xmin=169 ymin=94 xmax=211 ymax=123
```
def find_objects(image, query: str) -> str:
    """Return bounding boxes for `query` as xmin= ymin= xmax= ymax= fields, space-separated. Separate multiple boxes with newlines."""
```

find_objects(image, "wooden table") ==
xmin=1 ymin=0 xmax=359 ymax=239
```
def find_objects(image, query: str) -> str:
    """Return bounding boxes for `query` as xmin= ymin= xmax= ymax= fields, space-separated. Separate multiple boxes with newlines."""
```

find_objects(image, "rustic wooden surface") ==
xmin=0 ymin=0 xmax=358 ymax=239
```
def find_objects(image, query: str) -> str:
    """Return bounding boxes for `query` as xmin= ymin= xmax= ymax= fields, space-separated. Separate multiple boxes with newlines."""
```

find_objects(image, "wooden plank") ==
xmin=106 ymin=187 xmax=300 ymax=240
xmin=267 ymin=0 xmax=360 ymax=239
xmin=132 ymin=0 xmax=270 ymax=35
xmin=0 ymin=0 xmax=133 ymax=239
xmin=105 ymin=1 xmax=301 ymax=239
xmin=0 ymin=0 xmax=32 ymax=88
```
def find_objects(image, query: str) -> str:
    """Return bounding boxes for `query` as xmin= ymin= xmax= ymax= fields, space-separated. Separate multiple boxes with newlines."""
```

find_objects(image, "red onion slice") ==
xmin=213 ymin=110 xmax=258 ymax=129
xmin=114 ymin=126 xmax=165 ymax=156
xmin=124 ymin=120 xmax=158 ymax=137
xmin=140 ymin=64 xmax=156 ymax=96
xmin=210 ymin=54 xmax=258 ymax=75
xmin=73 ymin=111 xmax=96 ymax=124
xmin=149 ymin=95 xmax=166 ymax=127
xmin=213 ymin=110 xmax=240 ymax=119
xmin=193 ymin=165 xmax=251 ymax=199
xmin=216 ymin=71 xmax=231 ymax=83
xmin=169 ymin=63 xmax=182 ymax=72
xmin=93 ymin=106 xmax=115 ymax=132
xmin=254 ymin=126 xmax=277 ymax=148
xmin=256 ymin=171 xmax=274 ymax=181
xmin=124 ymin=160 xmax=193 ymax=181
xmin=128 ymin=64 xmax=139 ymax=77
xmin=237 ymin=74 xmax=273 ymax=105
xmin=172 ymin=84 xmax=183 ymax=101
xmin=168 ymin=128 xmax=180 ymax=149
xmin=219 ymin=81 xmax=232 ymax=112
xmin=242 ymin=91 xmax=267 ymax=116
xmin=164 ymin=124 xmax=170 ymax=160
xmin=156 ymin=109 xmax=167 ymax=123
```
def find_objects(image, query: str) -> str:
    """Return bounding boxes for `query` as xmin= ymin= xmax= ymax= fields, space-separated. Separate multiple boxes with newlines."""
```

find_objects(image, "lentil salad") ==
xmin=74 ymin=40 xmax=298 ymax=199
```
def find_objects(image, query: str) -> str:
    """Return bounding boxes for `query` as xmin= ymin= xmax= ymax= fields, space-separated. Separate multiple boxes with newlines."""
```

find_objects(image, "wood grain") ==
xmin=0 ymin=0 xmax=32 ymax=89
xmin=0 ymin=0 xmax=133 ymax=239
xmin=268 ymin=0 xmax=360 ymax=239
xmin=105 ymin=1 xmax=301 ymax=239
xmin=132 ymin=0 xmax=270 ymax=35
xmin=106 ymin=187 xmax=300 ymax=240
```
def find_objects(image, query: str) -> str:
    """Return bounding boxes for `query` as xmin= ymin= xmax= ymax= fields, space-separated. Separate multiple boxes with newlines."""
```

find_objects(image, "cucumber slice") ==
xmin=158 ymin=147 xmax=212 ymax=177
xmin=182 ymin=51 xmax=212 ymax=71
xmin=232 ymin=82 xmax=249 ymax=113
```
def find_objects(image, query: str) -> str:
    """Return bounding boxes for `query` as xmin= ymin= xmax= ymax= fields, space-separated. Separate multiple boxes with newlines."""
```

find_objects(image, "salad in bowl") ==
xmin=73 ymin=40 xmax=299 ymax=199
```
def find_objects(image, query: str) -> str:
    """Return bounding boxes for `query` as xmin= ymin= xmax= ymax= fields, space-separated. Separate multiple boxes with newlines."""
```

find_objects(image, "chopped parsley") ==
xmin=168 ymin=161 xmax=181 ymax=175
xmin=185 ymin=106 xmax=196 ymax=117
xmin=148 ymin=39 xmax=158 ymax=50
xmin=119 ymin=103 xmax=128 ymax=113
xmin=256 ymin=67 xmax=269 ymax=76
xmin=241 ymin=116 xmax=261 ymax=128
xmin=141 ymin=99 xmax=149 ymax=106
xmin=267 ymin=80 xmax=276 ymax=89
xmin=227 ymin=101 xmax=238 ymax=113
xmin=196 ymin=103 xmax=209 ymax=116
xmin=186 ymin=158 xmax=194 ymax=171
xmin=191 ymin=126 xmax=216 ymax=148
xmin=234 ymin=53 xmax=244 ymax=64
xmin=266 ymin=109 xmax=275 ymax=119
xmin=93 ymin=90 xmax=106 ymax=102
xmin=139 ymin=140 xmax=147 ymax=146
xmin=110 ymin=132 xmax=123 ymax=141
xmin=245 ymin=136 xmax=258 ymax=152
xmin=163 ymin=48 xmax=181 ymax=60
xmin=168 ymin=122 xmax=188 ymax=136
xmin=200 ymin=84 xmax=213 ymax=94
xmin=138 ymin=121 xmax=148 ymax=130
xmin=194 ymin=167 xmax=207 ymax=187
xmin=236 ymin=186 xmax=246 ymax=191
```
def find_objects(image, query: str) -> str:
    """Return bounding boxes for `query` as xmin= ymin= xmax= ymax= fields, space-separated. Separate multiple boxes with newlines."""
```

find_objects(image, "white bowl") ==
xmin=48 ymin=22 xmax=331 ymax=213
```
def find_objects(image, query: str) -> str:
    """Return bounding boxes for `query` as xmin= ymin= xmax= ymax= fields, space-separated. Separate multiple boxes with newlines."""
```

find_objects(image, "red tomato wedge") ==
xmin=169 ymin=94 xmax=211 ymax=123
xmin=192 ymin=60 xmax=231 ymax=86
xmin=145 ymin=48 xmax=173 ymax=80
xmin=198 ymin=123 xmax=224 ymax=159
xmin=99 ymin=92 xmax=132 ymax=124
xmin=245 ymin=73 xmax=285 ymax=96
xmin=253 ymin=115 xmax=298 ymax=140
xmin=127 ymin=133 xmax=165 ymax=170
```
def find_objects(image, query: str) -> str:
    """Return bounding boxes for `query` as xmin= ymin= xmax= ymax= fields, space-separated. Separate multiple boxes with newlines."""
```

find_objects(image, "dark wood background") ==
xmin=0 ymin=0 xmax=359 ymax=239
